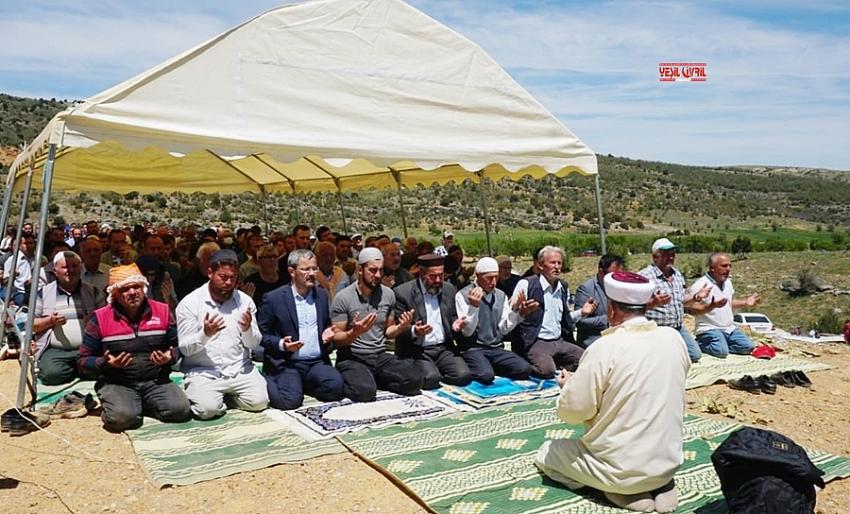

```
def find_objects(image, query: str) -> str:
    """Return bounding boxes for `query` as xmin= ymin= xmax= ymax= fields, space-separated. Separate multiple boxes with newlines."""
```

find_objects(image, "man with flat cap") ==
xmin=330 ymin=247 xmax=424 ymax=402
xmin=176 ymin=249 xmax=269 ymax=419
xmin=455 ymin=257 xmax=534 ymax=384
xmin=393 ymin=253 xmax=472 ymax=389
xmin=535 ymin=271 xmax=690 ymax=513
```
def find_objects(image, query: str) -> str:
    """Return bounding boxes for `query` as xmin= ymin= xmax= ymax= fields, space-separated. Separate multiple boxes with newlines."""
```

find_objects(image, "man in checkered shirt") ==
xmin=639 ymin=238 xmax=709 ymax=363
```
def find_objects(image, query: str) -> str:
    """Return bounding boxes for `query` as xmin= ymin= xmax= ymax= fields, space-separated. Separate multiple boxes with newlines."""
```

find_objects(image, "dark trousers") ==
xmin=265 ymin=358 xmax=344 ymax=410
xmin=336 ymin=349 xmax=423 ymax=402
xmin=413 ymin=345 xmax=472 ymax=390
xmin=38 ymin=347 xmax=87 ymax=385
xmin=526 ymin=338 xmax=584 ymax=377
xmin=97 ymin=379 xmax=191 ymax=433
xmin=462 ymin=346 xmax=532 ymax=384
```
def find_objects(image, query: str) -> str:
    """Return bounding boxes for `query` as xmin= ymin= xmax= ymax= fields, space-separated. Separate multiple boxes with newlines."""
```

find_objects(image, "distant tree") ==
xmin=731 ymin=236 xmax=752 ymax=255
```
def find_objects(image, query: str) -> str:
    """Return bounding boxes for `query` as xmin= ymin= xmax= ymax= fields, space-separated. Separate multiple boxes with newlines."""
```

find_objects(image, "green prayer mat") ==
xmin=35 ymin=372 xmax=184 ymax=407
xmin=340 ymin=399 xmax=850 ymax=514
xmin=685 ymin=353 xmax=830 ymax=389
xmin=127 ymin=409 xmax=345 ymax=487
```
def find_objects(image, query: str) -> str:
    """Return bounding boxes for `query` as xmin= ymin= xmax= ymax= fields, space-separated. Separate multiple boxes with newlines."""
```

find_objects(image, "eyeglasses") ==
xmin=296 ymin=267 xmax=319 ymax=273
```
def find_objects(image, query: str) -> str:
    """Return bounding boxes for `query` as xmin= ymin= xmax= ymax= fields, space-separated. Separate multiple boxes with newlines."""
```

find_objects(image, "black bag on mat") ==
xmin=711 ymin=426 xmax=825 ymax=514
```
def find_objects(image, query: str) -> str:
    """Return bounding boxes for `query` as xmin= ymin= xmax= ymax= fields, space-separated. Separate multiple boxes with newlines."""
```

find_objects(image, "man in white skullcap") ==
xmin=455 ymin=257 xmax=535 ymax=383
xmin=330 ymin=247 xmax=424 ymax=402
xmin=535 ymin=271 xmax=690 ymax=513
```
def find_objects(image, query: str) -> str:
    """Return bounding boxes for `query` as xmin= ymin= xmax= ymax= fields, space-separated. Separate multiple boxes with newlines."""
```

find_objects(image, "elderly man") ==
xmin=79 ymin=236 xmax=111 ymax=294
xmin=535 ymin=271 xmax=689 ymax=513
xmin=393 ymin=254 xmax=471 ymax=389
xmin=574 ymin=254 xmax=624 ymax=347
xmin=456 ymin=257 xmax=533 ymax=384
xmin=331 ymin=247 xmax=424 ymax=402
xmin=510 ymin=246 xmax=595 ymax=377
xmin=77 ymin=264 xmax=190 ymax=432
xmin=381 ymin=242 xmax=414 ymax=289
xmin=242 ymin=245 xmax=287 ymax=309
xmin=315 ymin=241 xmax=350 ymax=300
xmin=688 ymin=252 xmax=761 ymax=358
xmin=639 ymin=238 xmax=707 ymax=363
xmin=495 ymin=255 xmax=520 ymax=297
xmin=259 ymin=249 xmax=344 ymax=409
xmin=33 ymin=251 xmax=106 ymax=385
xmin=176 ymin=250 xmax=268 ymax=419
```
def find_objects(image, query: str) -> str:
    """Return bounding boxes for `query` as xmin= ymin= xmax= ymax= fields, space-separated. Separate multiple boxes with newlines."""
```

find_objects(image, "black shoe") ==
xmin=770 ymin=372 xmax=796 ymax=388
xmin=756 ymin=375 xmax=777 ymax=395
xmin=728 ymin=375 xmax=761 ymax=394
xmin=1 ymin=408 xmax=50 ymax=436
xmin=792 ymin=370 xmax=813 ymax=388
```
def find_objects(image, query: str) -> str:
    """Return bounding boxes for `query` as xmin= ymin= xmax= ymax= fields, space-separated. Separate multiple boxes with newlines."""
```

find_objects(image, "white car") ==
xmin=733 ymin=313 xmax=775 ymax=334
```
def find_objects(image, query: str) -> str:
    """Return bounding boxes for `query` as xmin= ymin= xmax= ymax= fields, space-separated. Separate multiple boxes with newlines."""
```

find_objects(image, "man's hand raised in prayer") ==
xmin=452 ymin=316 xmax=468 ymax=332
xmin=413 ymin=320 xmax=433 ymax=338
xmin=511 ymin=290 xmax=540 ymax=317
xmin=350 ymin=312 xmax=377 ymax=337
xmin=467 ymin=287 xmax=484 ymax=308
xmin=238 ymin=309 xmax=253 ymax=332
xmin=321 ymin=326 xmax=340 ymax=345
xmin=556 ymin=369 xmax=573 ymax=388
xmin=281 ymin=335 xmax=304 ymax=352
xmin=150 ymin=349 xmax=172 ymax=367
xmin=396 ymin=309 xmax=414 ymax=330
xmin=104 ymin=350 xmax=133 ymax=368
xmin=580 ymin=298 xmax=597 ymax=317
xmin=647 ymin=291 xmax=671 ymax=309
xmin=203 ymin=313 xmax=227 ymax=337
xmin=239 ymin=281 xmax=256 ymax=298
xmin=746 ymin=293 xmax=761 ymax=307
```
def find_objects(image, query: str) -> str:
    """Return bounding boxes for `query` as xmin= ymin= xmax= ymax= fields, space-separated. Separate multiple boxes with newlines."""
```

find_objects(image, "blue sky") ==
xmin=1 ymin=0 xmax=848 ymax=170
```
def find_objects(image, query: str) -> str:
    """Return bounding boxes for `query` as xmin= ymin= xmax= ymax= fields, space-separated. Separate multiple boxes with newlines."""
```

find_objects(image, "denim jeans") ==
xmin=677 ymin=326 xmax=702 ymax=363
xmin=696 ymin=328 xmax=754 ymax=358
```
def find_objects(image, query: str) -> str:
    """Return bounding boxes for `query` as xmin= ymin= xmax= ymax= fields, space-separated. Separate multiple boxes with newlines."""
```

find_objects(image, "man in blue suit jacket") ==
xmin=574 ymin=254 xmax=624 ymax=347
xmin=258 ymin=249 xmax=344 ymax=410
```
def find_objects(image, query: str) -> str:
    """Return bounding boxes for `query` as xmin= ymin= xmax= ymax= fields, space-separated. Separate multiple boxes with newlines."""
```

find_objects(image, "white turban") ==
xmin=604 ymin=271 xmax=655 ymax=305
xmin=474 ymin=257 xmax=499 ymax=274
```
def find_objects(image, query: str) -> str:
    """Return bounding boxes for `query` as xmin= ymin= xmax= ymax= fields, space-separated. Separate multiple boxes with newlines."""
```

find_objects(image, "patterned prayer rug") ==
xmin=340 ymin=399 xmax=850 ymax=514
xmin=425 ymin=376 xmax=560 ymax=411
xmin=280 ymin=391 xmax=456 ymax=437
xmin=685 ymin=353 xmax=830 ymax=389
xmin=126 ymin=408 xmax=345 ymax=487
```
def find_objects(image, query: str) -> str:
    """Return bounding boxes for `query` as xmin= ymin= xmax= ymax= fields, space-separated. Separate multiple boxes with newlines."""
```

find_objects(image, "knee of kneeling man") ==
xmin=191 ymin=402 xmax=226 ymax=420
xmin=453 ymin=371 xmax=473 ymax=387
xmin=102 ymin=409 xmax=143 ymax=432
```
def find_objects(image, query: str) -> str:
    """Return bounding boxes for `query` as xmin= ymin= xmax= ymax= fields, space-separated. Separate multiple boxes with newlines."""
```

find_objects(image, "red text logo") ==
xmin=659 ymin=62 xmax=707 ymax=82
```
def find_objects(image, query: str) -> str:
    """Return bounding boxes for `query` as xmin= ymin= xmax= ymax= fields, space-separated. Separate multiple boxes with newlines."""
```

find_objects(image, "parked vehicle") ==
xmin=733 ymin=312 xmax=774 ymax=334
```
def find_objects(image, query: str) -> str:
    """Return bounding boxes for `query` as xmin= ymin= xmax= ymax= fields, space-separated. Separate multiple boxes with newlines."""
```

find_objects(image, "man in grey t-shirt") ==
xmin=331 ymin=248 xmax=423 ymax=402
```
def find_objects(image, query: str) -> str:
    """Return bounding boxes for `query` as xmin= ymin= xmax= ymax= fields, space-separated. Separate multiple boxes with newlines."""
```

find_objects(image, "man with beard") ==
xmin=331 ymin=248 xmax=423 ymax=402
xmin=456 ymin=257 xmax=534 ymax=384
xmin=314 ymin=241 xmax=350 ymax=300
xmin=393 ymin=253 xmax=471 ymax=389
xmin=78 ymin=264 xmax=190 ymax=432
xmin=639 ymin=238 xmax=708 ymax=363
xmin=176 ymin=250 xmax=268 ymax=419
xmin=510 ymin=246 xmax=596 ymax=377
xmin=33 ymin=251 xmax=106 ymax=384
xmin=687 ymin=252 xmax=761 ymax=358
xmin=258 ymin=249 xmax=344 ymax=409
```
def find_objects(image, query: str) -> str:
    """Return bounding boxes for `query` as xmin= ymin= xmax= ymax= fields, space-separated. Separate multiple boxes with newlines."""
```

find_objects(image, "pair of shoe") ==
xmin=769 ymin=370 xmax=812 ymax=388
xmin=1 ymin=408 xmax=51 ymax=436
xmin=37 ymin=391 xmax=98 ymax=419
xmin=728 ymin=375 xmax=776 ymax=395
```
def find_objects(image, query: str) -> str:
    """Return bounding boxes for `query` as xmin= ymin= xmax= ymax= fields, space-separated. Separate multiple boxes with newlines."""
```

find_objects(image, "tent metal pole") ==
xmin=17 ymin=144 xmax=57 ymax=409
xmin=0 ymin=169 xmax=17 ymax=247
xmin=594 ymin=174 xmax=606 ymax=254
xmin=0 ymin=165 xmax=34 ymax=347
xmin=260 ymin=186 xmax=270 ymax=234
xmin=336 ymin=192 xmax=348 ymax=234
xmin=390 ymin=170 xmax=409 ymax=238
xmin=478 ymin=172 xmax=493 ymax=256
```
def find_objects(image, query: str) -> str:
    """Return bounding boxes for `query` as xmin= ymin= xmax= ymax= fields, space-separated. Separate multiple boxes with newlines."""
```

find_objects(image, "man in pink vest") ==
xmin=78 ymin=264 xmax=191 ymax=432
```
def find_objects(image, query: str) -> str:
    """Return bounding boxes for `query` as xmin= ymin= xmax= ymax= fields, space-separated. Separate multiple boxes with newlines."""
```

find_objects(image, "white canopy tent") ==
xmin=2 ymin=0 xmax=603 ymax=408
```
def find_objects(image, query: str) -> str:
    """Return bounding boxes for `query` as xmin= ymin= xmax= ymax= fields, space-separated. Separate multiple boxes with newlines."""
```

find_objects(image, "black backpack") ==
xmin=711 ymin=427 xmax=825 ymax=513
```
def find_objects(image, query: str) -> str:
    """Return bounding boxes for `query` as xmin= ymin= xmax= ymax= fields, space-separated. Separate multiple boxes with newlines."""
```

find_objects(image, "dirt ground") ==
xmin=2 ymin=342 xmax=849 ymax=514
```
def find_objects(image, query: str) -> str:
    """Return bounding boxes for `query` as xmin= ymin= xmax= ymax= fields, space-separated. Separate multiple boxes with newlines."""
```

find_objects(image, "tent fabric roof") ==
xmin=10 ymin=0 xmax=597 ymax=194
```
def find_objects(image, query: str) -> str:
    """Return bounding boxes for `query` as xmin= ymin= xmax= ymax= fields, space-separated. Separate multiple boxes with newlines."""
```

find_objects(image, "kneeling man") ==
xmin=258 ymin=249 xmax=344 ymax=409
xmin=535 ymin=271 xmax=690 ymax=513
xmin=177 ymin=250 xmax=269 ymax=419
xmin=78 ymin=264 xmax=190 ymax=432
